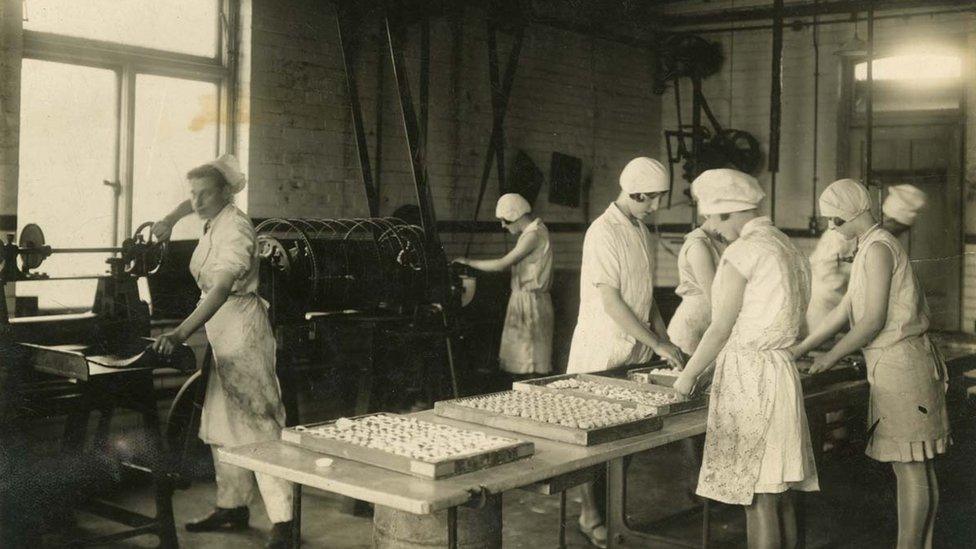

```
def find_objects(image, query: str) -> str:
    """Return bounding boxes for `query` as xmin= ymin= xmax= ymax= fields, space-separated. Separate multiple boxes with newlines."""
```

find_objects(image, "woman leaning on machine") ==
xmin=151 ymin=155 xmax=295 ymax=549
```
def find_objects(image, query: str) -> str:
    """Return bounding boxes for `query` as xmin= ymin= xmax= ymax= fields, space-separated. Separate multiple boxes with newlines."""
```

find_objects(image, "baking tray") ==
xmin=434 ymin=391 xmax=664 ymax=446
xmin=796 ymin=357 xmax=866 ymax=392
xmin=626 ymin=365 xmax=681 ymax=387
xmin=280 ymin=413 xmax=534 ymax=480
xmin=513 ymin=373 xmax=705 ymax=415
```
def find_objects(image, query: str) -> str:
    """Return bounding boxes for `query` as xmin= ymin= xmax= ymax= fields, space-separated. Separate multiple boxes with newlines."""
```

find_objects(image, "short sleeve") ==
xmin=721 ymin=241 xmax=759 ymax=279
xmin=208 ymin=214 xmax=255 ymax=282
xmin=583 ymin=224 xmax=620 ymax=289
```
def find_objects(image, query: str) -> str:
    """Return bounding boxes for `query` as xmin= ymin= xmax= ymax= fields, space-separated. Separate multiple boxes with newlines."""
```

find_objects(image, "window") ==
xmin=18 ymin=1 xmax=235 ymax=312
xmin=23 ymin=0 xmax=219 ymax=57
xmin=853 ymin=53 xmax=962 ymax=113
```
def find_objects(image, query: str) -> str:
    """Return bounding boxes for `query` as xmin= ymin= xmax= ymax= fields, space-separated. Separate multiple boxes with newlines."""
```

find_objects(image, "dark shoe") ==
xmin=185 ymin=506 xmax=249 ymax=532
xmin=266 ymin=521 xmax=295 ymax=549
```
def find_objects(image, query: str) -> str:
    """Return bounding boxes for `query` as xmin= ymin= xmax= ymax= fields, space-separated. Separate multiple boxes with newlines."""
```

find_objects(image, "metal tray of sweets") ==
xmin=434 ymin=390 xmax=663 ymax=446
xmin=626 ymin=365 xmax=681 ymax=387
xmin=513 ymin=373 xmax=705 ymax=416
xmin=281 ymin=413 xmax=534 ymax=480
xmin=796 ymin=355 xmax=866 ymax=392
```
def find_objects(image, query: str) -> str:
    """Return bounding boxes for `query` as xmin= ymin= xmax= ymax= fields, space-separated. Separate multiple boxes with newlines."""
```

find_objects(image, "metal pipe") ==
xmin=374 ymin=21 xmax=386 ymax=215
xmin=660 ymin=0 xmax=965 ymax=28
xmin=683 ymin=7 xmax=976 ymax=34
xmin=769 ymin=0 xmax=784 ymax=224
xmin=865 ymin=1 xmax=875 ymax=188
xmin=811 ymin=0 xmax=821 ymax=231
xmin=336 ymin=7 xmax=379 ymax=217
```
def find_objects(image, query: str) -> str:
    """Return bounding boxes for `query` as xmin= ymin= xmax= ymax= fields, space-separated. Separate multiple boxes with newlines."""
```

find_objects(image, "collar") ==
xmin=609 ymin=202 xmax=641 ymax=227
xmin=204 ymin=203 xmax=234 ymax=234
xmin=855 ymin=223 xmax=881 ymax=248
xmin=739 ymin=216 xmax=771 ymax=238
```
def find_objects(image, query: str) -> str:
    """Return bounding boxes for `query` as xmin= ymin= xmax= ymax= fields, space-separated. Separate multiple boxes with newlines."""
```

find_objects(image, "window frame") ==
xmin=19 ymin=0 xmax=238 ymax=246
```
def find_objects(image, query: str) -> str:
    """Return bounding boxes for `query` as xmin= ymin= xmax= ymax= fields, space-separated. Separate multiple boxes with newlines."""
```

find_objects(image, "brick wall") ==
xmin=243 ymin=1 xmax=661 ymax=269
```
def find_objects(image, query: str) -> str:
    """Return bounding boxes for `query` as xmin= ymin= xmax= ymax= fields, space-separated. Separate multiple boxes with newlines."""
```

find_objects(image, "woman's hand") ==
xmin=653 ymin=340 xmax=686 ymax=370
xmin=808 ymin=353 xmax=837 ymax=374
xmin=673 ymin=371 xmax=697 ymax=398
xmin=152 ymin=330 xmax=186 ymax=357
xmin=152 ymin=219 xmax=174 ymax=242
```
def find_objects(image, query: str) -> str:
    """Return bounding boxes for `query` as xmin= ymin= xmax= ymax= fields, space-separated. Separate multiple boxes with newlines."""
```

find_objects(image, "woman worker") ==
xmin=791 ymin=179 xmax=947 ymax=549
xmin=674 ymin=169 xmax=819 ymax=548
xmin=151 ymin=154 xmax=295 ymax=549
xmin=567 ymin=157 xmax=685 ymax=547
xmin=454 ymin=193 xmax=554 ymax=376
xmin=667 ymin=212 xmax=723 ymax=359
xmin=882 ymin=184 xmax=927 ymax=237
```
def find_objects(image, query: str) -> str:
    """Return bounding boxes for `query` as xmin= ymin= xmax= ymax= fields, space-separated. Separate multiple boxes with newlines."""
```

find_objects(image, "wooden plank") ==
xmin=280 ymin=416 xmax=534 ymax=480
xmin=520 ymin=464 xmax=601 ymax=495
xmin=626 ymin=366 xmax=679 ymax=387
xmin=433 ymin=396 xmax=663 ymax=446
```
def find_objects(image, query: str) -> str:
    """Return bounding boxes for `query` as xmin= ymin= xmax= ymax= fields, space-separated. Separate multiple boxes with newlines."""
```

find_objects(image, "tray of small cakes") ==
xmin=281 ymin=413 xmax=534 ymax=479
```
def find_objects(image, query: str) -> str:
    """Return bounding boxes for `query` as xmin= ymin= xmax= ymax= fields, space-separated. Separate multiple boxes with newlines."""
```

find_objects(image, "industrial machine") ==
xmin=0 ymin=221 xmax=193 ymax=548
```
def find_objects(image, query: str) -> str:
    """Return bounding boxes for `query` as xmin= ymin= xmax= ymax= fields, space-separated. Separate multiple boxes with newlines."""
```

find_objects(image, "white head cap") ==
xmin=495 ymin=193 xmax=531 ymax=221
xmin=619 ymin=157 xmax=670 ymax=194
xmin=207 ymin=154 xmax=247 ymax=194
xmin=883 ymin=184 xmax=927 ymax=226
xmin=819 ymin=178 xmax=870 ymax=221
xmin=691 ymin=169 xmax=765 ymax=215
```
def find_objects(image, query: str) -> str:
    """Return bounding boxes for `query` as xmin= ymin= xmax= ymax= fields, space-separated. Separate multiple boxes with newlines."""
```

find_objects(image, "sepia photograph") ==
xmin=0 ymin=0 xmax=974 ymax=547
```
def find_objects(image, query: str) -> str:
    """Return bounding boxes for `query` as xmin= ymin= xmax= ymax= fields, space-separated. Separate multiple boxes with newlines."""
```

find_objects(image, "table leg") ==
xmin=447 ymin=506 xmax=458 ymax=549
xmin=154 ymin=475 xmax=178 ymax=549
xmin=701 ymin=499 xmax=710 ymax=549
xmin=292 ymin=483 xmax=302 ymax=547
xmin=605 ymin=458 xmax=700 ymax=549
xmin=559 ymin=491 xmax=567 ymax=549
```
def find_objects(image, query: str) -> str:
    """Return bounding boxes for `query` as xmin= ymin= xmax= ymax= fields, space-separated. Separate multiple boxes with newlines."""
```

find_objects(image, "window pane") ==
xmin=23 ymin=0 xmax=219 ymax=57
xmin=855 ymin=55 xmax=961 ymax=81
xmin=17 ymin=59 xmax=117 ymax=311
xmin=133 ymin=75 xmax=219 ymax=240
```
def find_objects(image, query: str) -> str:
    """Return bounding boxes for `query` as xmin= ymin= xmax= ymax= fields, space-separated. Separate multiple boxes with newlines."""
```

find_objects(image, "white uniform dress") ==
xmin=667 ymin=228 xmax=721 ymax=355
xmin=567 ymin=204 xmax=656 ymax=373
xmin=191 ymin=203 xmax=293 ymax=522
xmin=847 ymin=226 xmax=949 ymax=462
xmin=696 ymin=217 xmax=820 ymax=505
xmin=806 ymin=230 xmax=857 ymax=331
xmin=499 ymin=219 xmax=554 ymax=375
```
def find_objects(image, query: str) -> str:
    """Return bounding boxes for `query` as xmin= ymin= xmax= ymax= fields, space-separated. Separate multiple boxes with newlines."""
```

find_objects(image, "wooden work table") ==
xmin=220 ymin=408 xmax=707 ymax=516
xmin=219 ymin=377 xmax=880 ymax=548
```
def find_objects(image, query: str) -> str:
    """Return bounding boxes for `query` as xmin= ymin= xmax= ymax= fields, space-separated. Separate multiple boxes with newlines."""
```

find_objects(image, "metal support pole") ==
xmin=374 ymin=22 xmax=386 ymax=213
xmin=336 ymin=6 xmax=379 ymax=217
xmin=769 ymin=0 xmax=784 ymax=224
xmin=865 ymin=1 xmax=875 ymax=188
xmin=386 ymin=15 xmax=441 ymax=245
xmin=465 ymin=22 xmax=525 ymax=255
xmin=690 ymin=76 xmax=703 ymax=179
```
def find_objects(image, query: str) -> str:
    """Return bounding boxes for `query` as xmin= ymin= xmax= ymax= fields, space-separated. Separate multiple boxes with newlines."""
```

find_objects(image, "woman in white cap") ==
xmin=152 ymin=155 xmax=295 ymax=549
xmin=791 ymin=178 xmax=947 ymax=549
xmin=567 ymin=157 xmax=685 ymax=548
xmin=806 ymin=221 xmax=857 ymax=333
xmin=674 ymin=169 xmax=819 ymax=548
xmin=882 ymin=184 xmax=927 ymax=237
xmin=454 ymin=193 xmax=554 ymax=376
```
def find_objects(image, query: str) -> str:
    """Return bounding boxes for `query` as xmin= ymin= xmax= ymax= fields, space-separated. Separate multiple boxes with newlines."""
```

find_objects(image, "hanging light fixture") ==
xmin=836 ymin=13 xmax=868 ymax=58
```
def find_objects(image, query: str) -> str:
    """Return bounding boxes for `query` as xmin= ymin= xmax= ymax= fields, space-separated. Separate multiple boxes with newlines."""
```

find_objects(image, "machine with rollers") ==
xmin=0 ymin=221 xmax=194 ymax=548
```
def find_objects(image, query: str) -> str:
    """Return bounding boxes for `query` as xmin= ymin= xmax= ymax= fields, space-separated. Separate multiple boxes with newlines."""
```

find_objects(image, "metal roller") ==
xmin=255 ymin=217 xmax=440 ymax=322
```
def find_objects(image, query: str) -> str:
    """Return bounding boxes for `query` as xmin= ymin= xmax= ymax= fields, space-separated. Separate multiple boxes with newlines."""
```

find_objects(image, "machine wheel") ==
xmin=165 ymin=365 xmax=214 ymax=483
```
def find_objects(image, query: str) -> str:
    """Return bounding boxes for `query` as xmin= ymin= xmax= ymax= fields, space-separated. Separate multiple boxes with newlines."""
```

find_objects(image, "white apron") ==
xmin=696 ymin=218 xmax=819 ymax=505
xmin=499 ymin=219 xmax=554 ymax=375
xmin=190 ymin=204 xmax=286 ymax=447
xmin=567 ymin=204 xmax=656 ymax=373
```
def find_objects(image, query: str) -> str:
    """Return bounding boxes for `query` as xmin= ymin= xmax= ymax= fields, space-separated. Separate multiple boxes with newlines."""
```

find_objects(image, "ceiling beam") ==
xmin=659 ymin=0 xmax=968 ymax=27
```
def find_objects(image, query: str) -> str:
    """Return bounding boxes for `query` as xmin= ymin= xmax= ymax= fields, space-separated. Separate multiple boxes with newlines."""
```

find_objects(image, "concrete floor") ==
xmin=59 ymin=420 xmax=976 ymax=548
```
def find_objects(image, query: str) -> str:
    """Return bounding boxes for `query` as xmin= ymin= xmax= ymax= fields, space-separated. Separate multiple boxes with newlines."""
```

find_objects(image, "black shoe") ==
xmin=185 ymin=506 xmax=250 ymax=532
xmin=266 ymin=521 xmax=295 ymax=549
